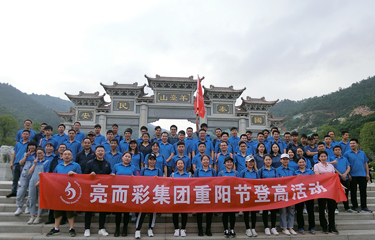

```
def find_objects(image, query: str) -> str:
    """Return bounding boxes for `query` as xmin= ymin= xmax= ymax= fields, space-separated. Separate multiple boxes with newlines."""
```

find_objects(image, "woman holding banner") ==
xmin=218 ymin=156 xmax=238 ymax=238
xmin=257 ymin=154 xmax=279 ymax=236
xmin=111 ymin=151 xmax=138 ymax=237
xmin=239 ymin=155 xmax=258 ymax=237
xmin=193 ymin=154 xmax=216 ymax=236
xmin=314 ymin=151 xmax=339 ymax=234
xmin=295 ymin=157 xmax=316 ymax=234
xmin=171 ymin=159 xmax=191 ymax=237
xmin=135 ymin=153 xmax=163 ymax=239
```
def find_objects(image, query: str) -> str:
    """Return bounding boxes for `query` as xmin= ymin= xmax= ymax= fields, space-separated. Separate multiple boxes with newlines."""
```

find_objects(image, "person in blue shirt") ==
xmin=104 ymin=138 xmax=122 ymax=170
xmin=63 ymin=129 xmax=81 ymax=161
xmin=254 ymin=132 xmax=270 ymax=153
xmin=44 ymin=143 xmax=56 ymax=163
xmin=112 ymin=124 xmax=123 ymax=142
xmin=331 ymin=145 xmax=352 ymax=213
xmin=257 ymin=154 xmax=279 ymax=236
xmin=195 ymin=123 xmax=213 ymax=142
xmin=136 ymin=126 xmax=149 ymax=145
xmin=234 ymin=141 xmax=250 ymax=172
xmin=53 ymin=124 xmax=69 ymax=150
xmin=7 ymin=130 xmax=30 ymax=198
xmin=135 ymin=153 xmax=162 ymax=239
xmin=111 ymin=151 xmax=137 ymax=237
xmin=296 ymin=147 xmax=312 ymax=169
xmin=215 ymin=141 xmax=234 ymax=174
xmin=344 ymin=139 xmax=372 ymax=213
xmin=323 ymin=135 xmax=335 ymax=158
xmin=160 ymin=132 xmax=175 ymax=176
xmin=14 ymin=140 xmax=38 ymax=216
xmin=194 ymin=154 xmax=215 ymax=237
xmin=253 ymin=143 xmax=267 ymax=169
xmin=217 ymin=156 xmax=237 ymax=238
xmin=240 ymin=155 xmax=258 ymax=237
xmin=246 ymin=130 xmax=256 ymax=153
xmin=144 ymin=142 xmax=167 ymax=175
xmin=276 ymin=154 xmax=297 ymax=235
xmin=262 ymin=129 xmax=272 ymax=150
xmin=327 ymin=131 xmax=338 ymax=147
xmin=174 ymin=130 xmax=193 ymax=158
xmin=170 ymin=159 xmax=191 ymax=237
xmin=102 ymin=130 xmax=121 ymax=153
xmin=168 ymin=125 xmax=179 ymax=145
xmin=287 ymin=131 xmax=302 ymax=153
xmin=128 ymin=139 xmax=144 ymax=172
xmin=313 ymin=142 xmax=326 ymax=163
xmin=192 ymin=143 xmax=213 ymax=172
xmin=40 ymin=125 xmax=58 ymax=151
xmin=27 ymin=147 xmax=50 ymax=224
xmin=94 ymin=124 xmax=106 ymax=145
xmin=304 ymin=136 xmax=318 ymax=167
xmin=73 ymin=121 xmax=86 ymax=143
xmin=270 ymin=143 xmax=282 ymax=168
xmin=152 ymin=126 xmax=162 ymax=144
xmin=194 ymin=129 xmax=215 ymax=160
xmin=282 ymin=132 xmax=292 ymax=152
xmin=338 ymin=131 xmax=350 ymax=155
xmin=138 ymin=132 xmax=152 ymax=164
xmin=294 ymin=158 xmax=316 ymax=235
xmin=47 ymin=149 xmax=81 ymax=237
xmin=215 ymin=132 xmax=234 ymax=154
xmin=15 ymin=119 xmax=37 ymax=142
xmin=171 ymin=141 xmax=191 ymax=173
xmin=287 ymin=149 xmax=299 ymax=171
xmin=233 ymin=134 xmax=248 ymax=154
xmin=119 ymin=128 xmax=132 ymax=153
xmin=228 ymin=127 xmax=240 ymax=149
xmin=271 ymin=130 xmax=285 ymax=153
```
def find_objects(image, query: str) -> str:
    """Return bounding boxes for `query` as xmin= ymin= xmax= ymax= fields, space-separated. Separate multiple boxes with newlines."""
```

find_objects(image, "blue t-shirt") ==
xmin=170 ymin=171 xmax=191 ymax=178
xmin=195 ymin=140 xmax=214 ymax=156
xmin=101 ymin=141 xmax=121 ymax=153
xmin=338 ymin=140 xmax=350 ymax=155
xmin=184 ymin=137 xmax=197 ymax=154
xmin=215 ymin=152 xmax=234 ymax=173
xmin=15 ymin=129 xmax=36 ymax=142
xmin=288 ymin=160 xmax=299 ymax=172
xmin=173 ymin=140 xmax=193 ymax=156
xmin=214 ymin=142 xmax=234 ymax=154
xmin=272 ymin=140 xmax=285 ymax=154
xmin=75 ymin=131 xmax=86 ymax=143
xmin=240 ymin=168 xmax=258 ymax=179
xmin=234 ymin=153 xmax=248 ymax=172
xmin=276 ymin=165 xmax=295 ymax=177
xmin=111 ymin=163 xmax=137 ymax=176
xmin=159 ymin=142 xmax=174 ymax=167
xmin=218 ymin=169 xmax=238 ymax=177
xmin=192 ymin=153 xmax=213 ymax=169
xmin=53 ymin=161 xmax=82 ymax=174
xmin=295 ymin=168 xmax=315 ymax=176
xmin=228 ymin=136 xmax=240 ymax=149
xmin=53 ymin=133 xmax=69 ymax=147
xmin=119 ymin=140 xmax=130 ymax=153
xmin=344 ymin=150 xmax=369 ymax=177
xmin=331 ymin=155 xmax=350 ymax=180
xmin=271 ymin=154 xmax=281 ymax=168
xmin=253 ymin=153 xmax=265 ymax=169
xmin=13 ymin=141 xmax=29 ymax=164
xmin=144 ymin=153 xmax=167 ymax=173
xmin=257 ymin=166 xmax=277 ymax=179
xmin=95 ymin=134 xmax=106 ymax=145
xmin=130 ymin=152 xmax=144 ymax=171
xmin=40 ymin=137 xmax=58 ymax=151
xmin=63 ymin=140 xmax=81 ymax=161
xmin=140 ymin=167 xmax=163 ymax=177
xmin=171 ymin=155 xmax=191 ymax=172
xmin=104 ymin=151 xmax=122 ymax=169
xmin=194 ymin=167 xmax=216 ymax=177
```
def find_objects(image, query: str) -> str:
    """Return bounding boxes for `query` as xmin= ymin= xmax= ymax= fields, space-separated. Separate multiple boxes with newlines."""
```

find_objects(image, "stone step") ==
xmin=1 ymin=230 xmax=375 ymax=240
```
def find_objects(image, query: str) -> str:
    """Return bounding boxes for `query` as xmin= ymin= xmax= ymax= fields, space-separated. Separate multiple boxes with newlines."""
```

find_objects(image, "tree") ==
xmin=0 ymin=114 xmax=18 ymax=146
xmin=32 ymin=122 xmax=41 ymax=133
xmin=360 ymin=121 xmax=375 ymax=159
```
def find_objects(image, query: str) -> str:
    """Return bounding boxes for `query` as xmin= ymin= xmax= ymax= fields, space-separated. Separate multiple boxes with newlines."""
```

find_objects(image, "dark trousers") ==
xmin=167 ymin=166 xmax=173 ymax=177
xmin=11 ymin=163 xmax=21 ymax=193
xmin=115 ymin=212 xmax=129 ymax=230
xmin=196 ymin=213 xmax=213 ymax=230
xmin=262 ymin=209 xmax=277 ymax=228
xmin=84 ymin=212 xmax=106 ymax=229
xmin=244 ymin=211 xmax=257 ymax=229
xmin=350 ymin=176 xmax=367 ymax=209
xmin=136 ymin=213 xmax=156 ymax=230
xmin=173 ymin=213 xmax=188 ymax=229
xmin=337 ymin=179 xmax=350 ymax=210
xmin=222 ymin=212 xmax=236 ymax=230
xmin=296 ymin=200 xmax=315 ymax=230
xmin=318 ymin=198 xmax=335 ymax=230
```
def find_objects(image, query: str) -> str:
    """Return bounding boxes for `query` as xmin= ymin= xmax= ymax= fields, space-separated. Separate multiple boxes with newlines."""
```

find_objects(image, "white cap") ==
xmin=245 ymin=155 xmax=255 ymax=162
xmin=280 ymin=153 xmax=289 ymax=159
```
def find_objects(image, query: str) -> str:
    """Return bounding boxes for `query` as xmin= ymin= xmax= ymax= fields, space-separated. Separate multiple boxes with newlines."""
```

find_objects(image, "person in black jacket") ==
xmin=83 ymin=145 xmax=112 ymax=237
xmin=75 ymin=138 xmax=96 ymax=173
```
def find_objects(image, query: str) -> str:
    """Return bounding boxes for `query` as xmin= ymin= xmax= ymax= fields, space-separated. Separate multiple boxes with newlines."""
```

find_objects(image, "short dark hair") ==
xmin=161 ymin=131 xmax=169 ymax=137
xmin=74 ymin=122 xmax=81 ymax=126
xmin=341 ymin=131 xmax=349 ymax=136
xmin=95 ymin=145 xmax=105 ymax=151
xmin=124 ymin=128 xmax=132 ymax=134
xmin=178 ymin=130 xmax=186 ymax=135
xmin=198 ymin=128 xmax=206 ymax=133
xmin=170 ymin=125 xmax=177 ymax=130
xmin=317 ymin=142 xmax=325 ymax=146
xmin=350 ymin=138 xmax=359 ymax=144
xmin=215 ymin=128 xmax=222 ymax=131
xmin=106 ymin=130 xmax=114 ymax=135
xmin=284 ymin=132 xmax=291 ymax=136
xmin=198 ymin=142 xmax=206 ymax=147
xmin=94 ymin=124 xmax=101 ymax=129
xmin=246 ymin=130 xmax=252 ymax=134
xmin=291 ymin=131 xmax=298 ymax=137
xmin=300 ymin=134 xmax=307 ymax=139
xmin=333 ymin=145 xmax=342 ymax=151
xmin=58 ymin=124 xmax=66 ymax=129
xmin=140 ymin=126 xmax=148 ymax=131
xmin=44 ymin=125 xmax=53 ymax=131
xmin=112 ymin=124 xmax=119 ymax=128
xmin=318 ymin=151 xmax=328 ymax=158
xmin=230 ymin=127 xmax=238 ymax=131
xmin=154 ymin=126 xmax=161 ymax=131
xmin=273 ymin=130 xmax=280 ymax=134
xmin=262 ymin=129 xmax=270 ymax=134
xmin=22 ymin=129 xmax=30 ymax=134
xmin=221 ymin=132 xmax=229 ymax=137
xmin=177 ymin=141 xmax=185 ymax=146
xmin=323 ymin=135 xmax=331 ymax=139
xmin=110 ymin=138 xmax=119 ymax=144
xmin=45 ymin=142 xmax=54 ymax=148
xmin=186 ymin=127 xmax=193 ymax=131
xmin=24 ymin=119 xmax=32 ymax=124
xmin=200 ymin=123 xmax=208 ymax=128
xmin=257 ymin=132 xmax=264 ymax=136
xmin=68 ymin=129 xmax=76 ymax=133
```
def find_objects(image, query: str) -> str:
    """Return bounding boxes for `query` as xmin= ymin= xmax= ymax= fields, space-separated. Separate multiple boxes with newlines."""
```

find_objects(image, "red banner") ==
xmin=40 ymin=173 xmax=346 ymax=213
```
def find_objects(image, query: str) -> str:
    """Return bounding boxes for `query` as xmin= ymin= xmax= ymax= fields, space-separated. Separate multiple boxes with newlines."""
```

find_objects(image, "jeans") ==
xmin=16 ymin=161 xmax=32 ymax=209
xmin=279 ymin=205 xmax=295 ymax=229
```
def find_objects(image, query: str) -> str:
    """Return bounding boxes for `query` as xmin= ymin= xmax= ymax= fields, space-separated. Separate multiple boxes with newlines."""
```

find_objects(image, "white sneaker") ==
xmin=251 ymin=229 xmax=258 ymax=237
xmin=180 ymin=229 xmax=186 ymax=237
xmin=238 ymin=211 xmax=243 ymax=216
xmin=24 ymin=207 xmax=30 ymax=214
xmin=259 ymin=210 xmax=263 ymax=215
xmin=98 ymin=229 xmax=109 ymax=236
xmin=174 ymin=229 xmax=180 ymax=237
xmin=282 ymin=229 xmax=291 ymax=235
xmin=265 ymin=228 xmax=271 ymax=235
xmin=335 ymin=209 xmax=339 ymax=214
xmin=289 ymin=229 xmax=297 ymax=235
xmin=14 ymin=208 xmax=22 ymax=216
xmin=33 ymin=217 xmax=41 ymax=224
xmin=148 ymin=228 xmax=154 ymax=237
xmin=271 ymin=228 xmax=279 ymax=235
xmin=27 ymin=217 xmax=35 ymax=225
xmin=135 ymin=230 xmax=141 ymax=239
xmin=84 ymin=229 xmax=90 ymax=237
xmin=246 ymin=229 xmax=252 ymax=237
xmin=303 ymin=207 xmax=307 ymax=214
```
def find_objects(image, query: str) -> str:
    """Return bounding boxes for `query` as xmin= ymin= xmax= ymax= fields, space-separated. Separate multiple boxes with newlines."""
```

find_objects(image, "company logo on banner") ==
xmin=60 ymin=181 xmax=82 ymax=204
xmin=40 ymin=173 xmax=346 ymax=213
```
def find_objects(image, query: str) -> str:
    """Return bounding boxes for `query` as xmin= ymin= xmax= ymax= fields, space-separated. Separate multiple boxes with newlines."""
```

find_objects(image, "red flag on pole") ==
xmin=194 ymin=76 xmax=205 ymax=118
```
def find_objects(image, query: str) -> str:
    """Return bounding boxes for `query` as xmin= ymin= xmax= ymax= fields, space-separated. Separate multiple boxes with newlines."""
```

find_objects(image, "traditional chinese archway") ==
xmin=54 ymin=75 xmax=285 ymax=138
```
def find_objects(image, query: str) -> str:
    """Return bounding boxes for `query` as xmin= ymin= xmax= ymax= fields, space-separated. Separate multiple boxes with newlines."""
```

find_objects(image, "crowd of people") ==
xmin=7 ymin=119 xmax=372 ymax=238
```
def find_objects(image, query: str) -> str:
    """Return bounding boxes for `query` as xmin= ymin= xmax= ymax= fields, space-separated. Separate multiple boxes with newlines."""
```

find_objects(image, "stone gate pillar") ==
xmin=98 ymin=113 xmax=107 ymax=134
xmin=139 ymin=103 xmax=148 ymax=134
xmin=239 ymin=117 xmax=246 ymax=135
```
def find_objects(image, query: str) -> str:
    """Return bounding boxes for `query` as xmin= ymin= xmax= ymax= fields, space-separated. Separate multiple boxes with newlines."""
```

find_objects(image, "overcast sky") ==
xmin=1 ymin=0 xmax=375 ymax=105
